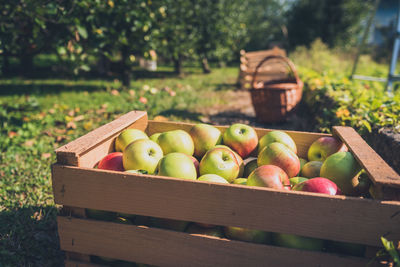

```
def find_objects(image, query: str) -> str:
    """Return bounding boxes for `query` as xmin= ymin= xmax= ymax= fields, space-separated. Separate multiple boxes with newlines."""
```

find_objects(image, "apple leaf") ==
xmin=381 ymin=237 xmax=400 ymax=266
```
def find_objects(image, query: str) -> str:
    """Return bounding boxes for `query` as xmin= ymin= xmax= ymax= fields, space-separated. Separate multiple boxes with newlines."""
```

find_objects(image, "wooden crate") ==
xmin=52 ymin=110 xmax=400 ymax=266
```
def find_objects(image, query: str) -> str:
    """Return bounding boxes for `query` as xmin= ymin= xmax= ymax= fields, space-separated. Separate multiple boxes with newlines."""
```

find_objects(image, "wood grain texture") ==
xmin=65 ymin=260 xmax=106 ymax=267
xmin=333 ymin=126 xmax=400 ymax=188
xmin=58 ymin=217 xmax=378 ymax=267
xmin=55 ymin=110 xmax=147 ymax=167
xmin=146 ymin=120 xmax=330 ymax=159
xmin=52 ymin=164 xmax=400 ymax=247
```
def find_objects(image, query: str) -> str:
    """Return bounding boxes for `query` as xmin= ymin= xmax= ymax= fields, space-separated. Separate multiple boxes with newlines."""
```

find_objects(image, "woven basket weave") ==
xmin=250 ymin=55 xmax=303 ymax=123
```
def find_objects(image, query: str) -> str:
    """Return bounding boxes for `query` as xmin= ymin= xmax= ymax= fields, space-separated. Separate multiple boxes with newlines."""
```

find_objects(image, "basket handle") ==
xmin=251 ymin=55 xmax=301 ymax=89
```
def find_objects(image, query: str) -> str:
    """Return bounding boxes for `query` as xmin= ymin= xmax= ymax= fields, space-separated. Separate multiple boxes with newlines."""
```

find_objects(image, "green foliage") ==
xmin=376 ymin=237 xmax=400 ymax=266
xmin=286 ymin=0 xmax=371 ymax=49
xmin=293 ymin=40 xmax=400 ymax=134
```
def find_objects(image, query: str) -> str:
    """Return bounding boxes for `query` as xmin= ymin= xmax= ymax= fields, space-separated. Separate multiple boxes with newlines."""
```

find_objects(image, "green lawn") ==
xmin=0 ymin=67 xmax=239 ymax=266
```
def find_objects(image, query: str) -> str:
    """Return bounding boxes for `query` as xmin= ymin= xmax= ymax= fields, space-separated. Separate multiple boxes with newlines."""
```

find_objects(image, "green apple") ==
xmin=243 ymin=157 xmax=258 ymax=178
xmin=157 ymin=129 xmax=194 ymax=155
xmin=300 ymin=161 xmax=323 ymax=178
xmin=308 ymin=136 xmax=347 ymax=162
xmin=158 ymin=152 xmax=197 ymax=180
xmin=224 ymin=226 xmax=271 ymax=244
xmin=198 ymin=174 xmax=229 ymax=183
xmin=199 ymin=147 xmax=239 ymax=183
xmin=299 ymin=157 xmax=308 ymax=172
xmin=258 ymin=142 xmax=300 ymax=178
xmin=233 ymin=178 xmax=247 ymax=185
xmin=115 ymin=129 xmax=148 ymax=152
xmin=123 ymin=139 xmax=163 ymax=174
xmin=272 ymin=233 xmax=325 ymax=251
xmin=350 ymin=170 xmax=371 ymax=196
xmin=258 ymin=130 xmax=297 ymax=154
xmin=222 ymin=123 xmax=258 ymax=158
xmin=247 ymin=165 xmax=289 ymax=189
xmin=186 ymin=224 xmax=225 ymax=238
xmin=149 ymin=132 xmax=161 ymax=143
xmin=215 ymin=145 xmax=244 ymax=177
xmin=320 ymin=151 xmax=361 ymax=195
xmin=289 ymin=177 xmax=308 ymax=187
xmin=151 ymin=217 xmax=189 ymax=232
xmin=85 ymin=209 xmax=116 ymax=221
xmin=189 ymin=123 xmax=222 ymax=158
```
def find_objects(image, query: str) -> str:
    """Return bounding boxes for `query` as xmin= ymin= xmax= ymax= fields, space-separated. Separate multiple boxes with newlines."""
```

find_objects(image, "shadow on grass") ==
xmin=214 ymin=82 xmax=238 ymax=91
xmin=0 ymin=206 xmax=63 ymax=266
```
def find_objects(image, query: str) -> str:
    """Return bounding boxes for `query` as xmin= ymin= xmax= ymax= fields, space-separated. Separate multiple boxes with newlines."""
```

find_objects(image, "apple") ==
xmin=97 ymin=152 xmax=124 ymax=171
xmin=350 ymin=170 xmax=371 ymax=196
xmin=189 ymin=123 xmax=222 ymax=158
xmin=188 ymin=155 xmax=200 ymax=176
xmin=289 ymin=177 xmax=308 ymax=187
xmin=299 ymin=157 xmax=308 ymax=172
xmin=123 ymin=139 xmax=163 ymax=174
xmin=258 ymin=142 xmax=300 ymax=178
xmin=308 ymin=136 xmax=348 ymax=162
xmin=222 ymin=123 xmax=258 ymax=158
xmin=247 ymin=165 xmax=289 ymax=189
xmin=272 ymin=233 xmax=325 ymax=251
xmin=215 ymin=145 xmax=244 ymax=177
xmin=115 ymin=129 xmax=148 ymax=152
xmin=243 ymin=157 xmax=258 ymax=178
xmin=300 ymin=161 xmax=323 ymax=178
xmin=85 ymin=209 xmax=116 ymax=221
xmin=292 ymin=177 xmax=341 ymax=195
xmin=233 ymin=178 xmax=247 ymax=185
xmin=157 ymin=129 xmax=194 ymax=155
xmin=151 ymin=217 xmax=189 ymax=232
xmin=149 ymin=132 xmax=161 ymax=143
xmin=258 ymin=130 xmax=297 ymax=154
xmin=186 ymin=224 xmax=225 ymax=238
xmin=198 ymin=174 xmax=229 ymax=183
xmin=199 ymin=147 xmax=239 ymax=183
xmin=320 ymin=151 xmax=361 ymax=195
xmin=224 ymin=226 xmax=271 ymax=244
xmin=158 ymin=152 xmax=197 ymax=180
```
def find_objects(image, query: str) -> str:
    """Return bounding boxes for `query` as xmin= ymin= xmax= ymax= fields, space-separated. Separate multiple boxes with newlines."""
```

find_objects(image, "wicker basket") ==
xmin=250 ymin=55 xmax=303 ymax=123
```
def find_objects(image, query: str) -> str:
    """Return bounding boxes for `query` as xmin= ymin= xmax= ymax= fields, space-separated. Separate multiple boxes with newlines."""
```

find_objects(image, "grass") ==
xmin=0 ymin=66 xmax=239 ymax=266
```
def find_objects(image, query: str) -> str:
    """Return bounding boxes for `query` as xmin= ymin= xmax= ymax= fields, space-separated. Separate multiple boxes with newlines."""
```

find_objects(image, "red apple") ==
xmin=247 ymin=165 xmax=289 ymax=189
xmin=97 ymin=152 xmax=124 ymax=171
xmin=292 ymin=177 xmax=341 ymax=195
xmin=258 ymin=142 xmax=300 ymax=178
xmin=308 ymin=136 xmax=348 ymax=162
xmin=222 ymin=123 xmax=258 ymax=158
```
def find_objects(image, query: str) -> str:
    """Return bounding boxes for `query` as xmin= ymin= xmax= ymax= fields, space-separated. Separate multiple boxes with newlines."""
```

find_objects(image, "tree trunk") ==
xmin=121 ymin=47 xmax=131 ymax=87
xmin=201 ymin=57 xmax=211 ymax=74
xmin=19 ymin=54 xmax=34 ymax=77
xmin=173 ymin=55 xmax=183 ymax=76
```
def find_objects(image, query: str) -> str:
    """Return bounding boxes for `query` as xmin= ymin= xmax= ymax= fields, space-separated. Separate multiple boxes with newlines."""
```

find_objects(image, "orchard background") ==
xmin=0 ymin=0 xmax=399 ymax=265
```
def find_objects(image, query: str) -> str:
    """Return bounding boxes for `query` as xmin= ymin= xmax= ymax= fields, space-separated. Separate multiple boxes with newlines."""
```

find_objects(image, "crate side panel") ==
xmin=52 ymin=165 xmax=400 ymax=247
xmin=58 ymin=217 xmax=376 ymax=267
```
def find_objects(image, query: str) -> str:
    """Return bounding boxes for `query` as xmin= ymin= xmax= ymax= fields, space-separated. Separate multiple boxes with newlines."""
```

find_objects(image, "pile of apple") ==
xmin=94 ymin=123 xmax=369 ymax=255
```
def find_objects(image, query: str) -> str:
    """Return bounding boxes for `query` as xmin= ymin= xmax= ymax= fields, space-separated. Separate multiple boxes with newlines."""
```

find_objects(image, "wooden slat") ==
xmin=55 ymin=110 xmax=147 ymax=167
xmin=52 ymin=164 xmax=400 ymax=247
xmin=58 ymin=217 xmax=377 ymax=267
xmin=333 ymin=126 xmax=400 ymax=188
xmin=146 ymin=120 xmax=329 ymax=159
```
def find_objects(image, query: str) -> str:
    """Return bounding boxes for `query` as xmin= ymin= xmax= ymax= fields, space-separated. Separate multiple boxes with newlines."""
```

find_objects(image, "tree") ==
xmin=286 ymin=0 xmax=372 ymax=49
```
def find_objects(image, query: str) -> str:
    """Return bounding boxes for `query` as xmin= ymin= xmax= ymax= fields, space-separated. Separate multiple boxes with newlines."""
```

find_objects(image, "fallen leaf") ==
xmin=101 ymin=103 xmax=108 ymax=109
xmin=68 ymin=110 xmax=75 ymax=117
xmin=42 ymin=153 xmax=51 ymax=159
xmin=54 ymin=128 xmax=66 ymax=134
xmin=74 ymin=115 xmax=85 ymax=122
xmin=75 ymin=107 xmax=80 ymax=113
xmin=23 ymin=117 xmax=30 ymax=122
xmin=139 ymin=97 xmax=148 ymax=104
xmin=56 ymin=136 xmax=66 ymax=143
xmin=48 ymin=108 xmax=56 ymax=114
xmin=83 ymin=121 xmax=93 ymax=131
xmin=129 ymin=90 xmax=135 ymax=96
xmin=169 ymin=90 xmax=176 ymax=96
xmin=111 ymin=89 xmax=119 ymax=96
xmin=67 ymin=121 xmax=77 ymax=129
xmin=24 ymin=140 xmax=35 ymax=147
xmin=8 ymin=131 xmax=18 ymax=138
